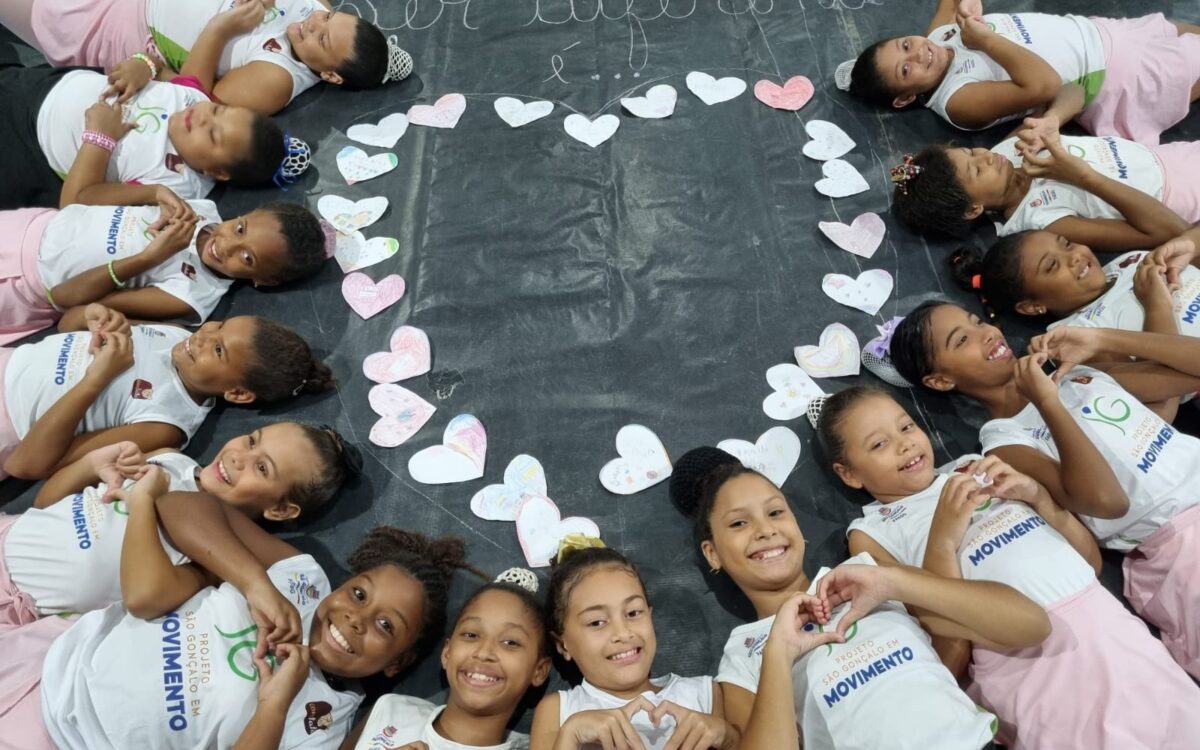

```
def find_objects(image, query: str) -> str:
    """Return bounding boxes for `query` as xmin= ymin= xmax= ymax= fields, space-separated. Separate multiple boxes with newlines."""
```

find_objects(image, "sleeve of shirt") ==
xmin=715 ymin=640 xmax=760 ymax=694
xmin=979 ymin=418 xmax=1042 ymax=454
xmin=265 ymin=554 xmax=332 ymax=607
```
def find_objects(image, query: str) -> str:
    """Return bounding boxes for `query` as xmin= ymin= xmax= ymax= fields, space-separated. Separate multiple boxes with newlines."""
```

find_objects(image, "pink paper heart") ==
xmin=342 ymin=273 xmax=405 ymax=319
xmin=818 ymin=213 xmax=886 ymax=259
xmin=368 ymin=384 xmax=435 ymax=447
xmin=408 ymin=93 xmax=467 ymax=129
xmin=753 ymin=76 xmax=814 ymax=111
xmin=363 ymin=325 xmax=432 ymax=384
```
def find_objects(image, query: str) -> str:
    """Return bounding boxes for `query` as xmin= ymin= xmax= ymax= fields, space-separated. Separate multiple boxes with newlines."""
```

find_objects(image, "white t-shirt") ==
xmin=3 ymin=451 xmax=199 ymax=615
xmin=354 ymin=696 xmax=529 ymax=750
xmin=992 ymin=135 xmax=1165 ymax=237
xmin=38 ymin=201 xmax=231 ymax=323
xmin=715 ymin=553 xmax=996 ymax=750
xmin=848 ymin=465 xmax=1094 ymax=608
xmin=2 ymin=325 xmax=212 ymax=444
xmin=41 ymin=554 xmax=361 ymax=750
xmin=1048 ymin=251 xmax=1200 ymax=339
xmin=558 ymin=675 xmax=712 ymax=750
xmin=147 ymin=0 xmax=322 ymax=104
xmin=36 ymin=70 xmax=215 ymax=200
xmin=979 ymin=366 xmax=1200 ymax=550
xmin=924 ymin=13 xmax=1105 ymax=130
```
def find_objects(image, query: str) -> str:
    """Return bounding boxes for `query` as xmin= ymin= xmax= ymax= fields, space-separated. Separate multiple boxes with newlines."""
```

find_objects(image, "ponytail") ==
xmin=948 ymin=232 xmax=1035 ymax=320
xmin=242 ymin=318 xmax=334 ymax=403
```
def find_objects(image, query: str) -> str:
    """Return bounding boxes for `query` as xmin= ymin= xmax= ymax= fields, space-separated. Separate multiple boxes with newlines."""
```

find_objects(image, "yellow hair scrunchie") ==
xmin=555 ymin=533 xmax=606 ymax=565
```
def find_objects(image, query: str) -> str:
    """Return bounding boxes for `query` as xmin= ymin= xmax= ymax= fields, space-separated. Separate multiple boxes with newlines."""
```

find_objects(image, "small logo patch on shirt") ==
xmin=1118 ymin=254 xmax=1143 ymax=269
xmin=288 ymin=572 xmax=321 ymax=606
xmin=1071 ymin=376 xmax=1093 ymax=385
xmin=263 ymin=37 xmax=283 ymax=54
xmin=941 ymin=29 xmax=957 ymax=41
xmin=304 ymin=701 xmax=333 ymax=734
xmin=181 ymin=262 xmax=197 ymax=280
xmin=131 ymin=379 xmax=154 ymax=399
xmin=165 ymin=153 xmax=185 ymax=174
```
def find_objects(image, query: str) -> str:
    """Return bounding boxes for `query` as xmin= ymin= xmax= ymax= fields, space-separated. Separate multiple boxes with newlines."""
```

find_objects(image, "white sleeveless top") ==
xmin=354 ymin=696 xmax=528 ymax=750
xmin=558 ymin=674 xmax=713 ymax=750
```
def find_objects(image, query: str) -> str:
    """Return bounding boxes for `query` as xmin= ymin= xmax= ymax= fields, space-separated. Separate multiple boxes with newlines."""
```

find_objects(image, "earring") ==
xmin=710 ymin=566 xmax=721 ymax=575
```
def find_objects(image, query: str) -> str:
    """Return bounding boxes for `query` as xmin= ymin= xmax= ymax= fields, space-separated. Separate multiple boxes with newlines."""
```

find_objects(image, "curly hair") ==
xmin=948 ymin=234 xmax=1035 ymax=320
xmin=241 ymin=318 xmax=334 ymax=403
xmin=260 ymin=202 xmax=328 ymax=285
xmin=225 ymin=112 xmax=286 ymax=185
xmin=545 ymin=546 xmax=648 ymax=637
xmin=891 ymin=144 xmax=975 ymax=239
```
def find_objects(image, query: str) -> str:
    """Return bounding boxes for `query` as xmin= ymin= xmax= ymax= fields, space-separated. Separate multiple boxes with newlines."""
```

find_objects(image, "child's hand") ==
xmin=1027 ymin=327 xmax=1106 ymax=379
xmin=86 ymin=441 xmax=146 ymax=487
xmin=929 ymin=472 xmax=985 ymax=551
xmin=652 ymin=701 xmax=732 ymax=750
xmin=1011 ymin=353 xmax=1060 ymax=406
xmin=253 ymin=642 xmax=310 ymax=711
xmin=243 ymin=577 xmax=303 ymax=659
xmin=957 ymin=0 xmax=983 ymax=20
xmin=1133 ymin=260 xmax=1173 ymax=311
xmin=213 ymin=0 xmax=268 ymax=35
xmin=1018 ymin=132 xmax=1094 ymax=186
xmin=960 ymin=456 xmax=1041 ymax=508
xmin=767 ymin=591 xmax=843 ymax=662
xmin=816 ymin=564 xmax=895 ymax=638
xmin=85 ymin=330 xmax=134 ymax=385
xmin=146 ymin=214 xmax=199 ymax=262
xmin=560 ymin=697 xmax=655 ymax=750
xmin=103 ymin=463 xmax=169 ymax=507
xmin=1145 ymin=236 xmax=1196 ymax=291
xmin=149 ymin=187 xmax=196 ymax=232
xmin=957 ymin=9 xmax=993 ymax=49
xmin=84 ymin=303 xmax=131 ymax=338
xmin=1015 ymin=113 xmax=1061 ymax=153
xmin=83 ymin=100 xmax=136 ymax=141
xmin=103 ymin=58 xmax=153 ymax=103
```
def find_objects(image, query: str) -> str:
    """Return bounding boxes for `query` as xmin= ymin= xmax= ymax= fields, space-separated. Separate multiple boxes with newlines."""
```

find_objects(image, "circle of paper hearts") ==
xmin=762 ymin=364 xmax=826 ymax=421
xmin=347 ymin=113 xmax=409 ymax=148
xmin=363 ymin=325 xmax=432 ymax=384
xmin=598 ymin=424 xmax=673 ymax=495
xmin=717 ymin=426 xmax=802 ymax=487
xmin=368 ymin=384 xmax=435 ymax=448
xmin=408 ymin=414 xmax=487 ymax=484
xmin=753 ymin=76 xmax=814 ymax=111
xmin=563 ymin=114 xmax=621 ymax=148
xmin=337 ymin=146 xmax=398 ymax=185
xmin=408 ymin=93 xmax=467 ymax=129
xmin=494 ymin=97 xmax=554 ymax=128
xmin=822 ymin=269 xmax=894 ymax=316
xmin=342 ymin=272 xmax=405 ymax=320
xmin=819 ymin=212 xmax=886 ymax=259
xmin=334 ymin=231 xmax=399 ymax=273
xmin=621 ymin=84 xmax=678 ymax=119
xmin=794 ymin=323 xmax=861 ymax=378
xmin=802 ymin=121 xmax=855 ymax=161
xmin=815 ymin=159 xmax=869 ymax=198
xmin=470 ymin=454 xmax=548 ymax=521
xmin=317 ymin=195 xmax=388 ymax=235
xmin=685 ymin=72 xmax=747 ymax=105
xmin=516 ymin=494 xmax=600 ymax=568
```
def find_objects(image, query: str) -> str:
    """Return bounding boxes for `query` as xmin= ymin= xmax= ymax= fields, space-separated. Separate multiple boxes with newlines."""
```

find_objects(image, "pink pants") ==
xmin=0 ymin=208 xmax=57 ymax=347
xmin=0 ymin=613 xmax=73 ymax=750
xmin=0 ymin=348 xmax=16 ymax=482
xmin=29 ymin=0 xmax=149 ymax=67
xmin=0 ymin=516 xmax=37 ymax=627
xmin=1124 ymin=503 xmax=1200 ymax=679
xmin=968 ymin=581 xmax=1200 ymax=750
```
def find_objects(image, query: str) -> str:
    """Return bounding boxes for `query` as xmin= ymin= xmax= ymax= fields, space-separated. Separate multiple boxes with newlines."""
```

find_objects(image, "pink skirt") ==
xmin=30 ymin=0 xmax=149 ymax=67
xmin=1124 ymin=503 xmax=1200 ymax=679
xmin=1080 ymin=14 xmax=1200 ymax=145
xmin=968 ymin=581 xmax=1200 ymax=750
xmin=0 ymin=208 xmax=57 ymax=347
xmin=0 ymin=347 xmax=16 ymax=482
xmin=0 ymin=613 xmax=73 ymax=750
xmin=1152 ymin=141 xmax=1200 ymax=224
xmin=0 ymin=516 xmax=37 ymax=627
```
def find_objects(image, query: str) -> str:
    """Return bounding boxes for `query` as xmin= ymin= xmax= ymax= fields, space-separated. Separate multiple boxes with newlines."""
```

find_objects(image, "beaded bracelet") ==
xmin=130 ymin=52 xmax=159 ymax=80
xmin=107 ymin=260 xmax=126 ymax=289
xmin=82 ymin=129 xmax=117 ymax=153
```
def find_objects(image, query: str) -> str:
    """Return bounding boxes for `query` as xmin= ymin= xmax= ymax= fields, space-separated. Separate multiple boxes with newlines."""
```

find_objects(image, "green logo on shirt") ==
xmin=1080 ymin=397 xmax=1131 ymax=435
xmin=215 ymin=623 xmax=275 ymax=681
xmin=133 ymin=104 xmax=169 ymax=134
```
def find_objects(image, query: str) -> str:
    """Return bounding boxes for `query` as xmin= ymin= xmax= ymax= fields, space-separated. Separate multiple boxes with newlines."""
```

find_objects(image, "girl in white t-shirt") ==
xmin=529 ymin=539 xmax=734 ymax=750
xmin=816 ymin=386 xmax=1200 ymax=749
xmin=667 ymin=448 xmax=1050 ymax=750
xmin=889 ymin=304 xmax=1200 ymax=679
xmin=345 ymin=569 xmax=551 ymax=750
xmin=0 ymin=200 xmax=331 ymax=345
xmin=891 ymin=127 xmax=1197 ymax=253
xmin=0 ymin=421 xmax=360 ymax=626
xmin=0 ymin=305 xmax=332 ymax=481
xmin=845 ymin=0 xmax=1200 ymax=141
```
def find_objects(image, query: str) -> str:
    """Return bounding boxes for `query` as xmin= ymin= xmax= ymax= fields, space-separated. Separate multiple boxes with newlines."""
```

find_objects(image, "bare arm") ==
xmin=945 ymin=14 xmax=1060 ymax=129
xmin=211 ymin=62 xmax=293 ymax=116
xmin=926 ymin=0 xmax=966 ymax=34
xmin=732 ymin=644 xmax=799 ymax=750
xmin=59 ymin=289 xmax=196 ymax=330
xmin=180 ymin=1 xmax=268 ymax=93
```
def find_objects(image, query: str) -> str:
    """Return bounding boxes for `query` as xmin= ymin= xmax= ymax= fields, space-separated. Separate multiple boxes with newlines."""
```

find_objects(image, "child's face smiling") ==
xmin=197 ymin=209 xmax=288 ymax=284
xmin=875 ymin=35 xmax=953 ymax=105
xmin=948 ymin=146 xmax=1020 ymax=214
xmin=557 ymin=567 xmax=656 ymax=697
xmin=286 ymin=10 xmax=358 ymax=80
xmin=831 ymin=395 xmax=937 ymax=503
xmin=167 ymin=102 xmax=255 ymax=181
xmin=921 ymin=304 xmax=1016 ymax=392
xmin=170 ymin=317 xmax=257 ymax=402
xmin=703 ymin=473 xmax=807 ymax=597
xmin=198 ymin=423 xmax=322 ymax=520
xmin=1015 ymin=232 xmax=1107 ymax=316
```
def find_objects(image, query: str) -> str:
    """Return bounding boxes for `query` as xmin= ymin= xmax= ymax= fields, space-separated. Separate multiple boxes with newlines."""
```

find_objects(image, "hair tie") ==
xmin=860 ymin=316 xmax=912 ymax=388
xmin=971 ymin=274 xmax=982 ymax=290
xmin=494 ymin=567 xmax=539 ymax=593
xmin=382 ymin=36 xmax=414 ymax=84
xmin=834 ymin=59 xmax=855 ymax=92
xmin=889 ymin=154 xmax=923 ymax=195
xmin=806 ymin=395 xmax=829 ymax=430
xmin=291 ymin=378 xmax=307 ymax=397
xmin=555 ymin=533 xmax=605 ymax=565
xmin=318 ymin=219 xmax=338 ymax=259
xmin=273 ymin=132 xmax=311 ymax=190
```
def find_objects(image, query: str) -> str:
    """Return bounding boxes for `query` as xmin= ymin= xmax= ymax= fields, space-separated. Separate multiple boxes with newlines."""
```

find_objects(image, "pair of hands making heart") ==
xmin=559 ymin=694 xmax=733 ymax=750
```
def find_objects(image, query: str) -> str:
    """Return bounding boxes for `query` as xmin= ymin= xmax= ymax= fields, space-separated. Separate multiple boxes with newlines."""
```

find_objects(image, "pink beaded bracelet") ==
xmin=82 ymin=129 xmax=116 ymax=153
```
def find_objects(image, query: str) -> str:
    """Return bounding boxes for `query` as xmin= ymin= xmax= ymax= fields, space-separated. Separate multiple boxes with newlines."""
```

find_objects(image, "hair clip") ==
xmin=554 ymin=533 xmax=605 ymax=565
xmin=971 ymin=274 xmax=983 ymax=290
xmin=291 ymin=378 xmax=307 ymax=397
xmin=806 ymin=395 xmax=829 ymax=430
xmin=494 ymin=567 xmax=539 ymax=593
xmin=382 ymin=36 xmax=414 ymax=84
xmin=834 ymin=59 xmax=855 ymax=92
xmin=318 ymin=219 xmax=338 ymax=259
xmin=273 ymin=132 xmax=311 ymax=190
xmin=889 ymin=154 xmax=923 ymax=195
xmin=861 ymin=316 xmax=912 ymax=388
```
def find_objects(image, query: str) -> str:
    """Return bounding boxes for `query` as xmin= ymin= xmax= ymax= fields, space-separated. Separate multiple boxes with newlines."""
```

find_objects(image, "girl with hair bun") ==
xmin=668 ymin=447 xmax=1050 ymax=750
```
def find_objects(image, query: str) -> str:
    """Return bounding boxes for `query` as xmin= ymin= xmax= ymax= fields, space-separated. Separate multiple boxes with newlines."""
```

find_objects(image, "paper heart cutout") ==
xmin=494 ymin=97 xmax=554 ymax=128
xmin=470 ymin=454 xmax=548 ymax=521
xmin=819 ymin=212 xmax=885 ymax=259
xmin=515 ymin=494 xmax=600 ymax=568
xmin=794 ymin=323 xmax=861 ymax=378
xmin=762 ymin=364 xmax=826 ymax=421
xmin=342 ymin=272 xmax=405 ymax=319
xmin=368 ymin=384 xmax=435 ymax=448
xmin=717 ymin=427 xmax=802 ymax=487
xmin=407 ymin=93 xmax=467 ymax=129
xmin=753 ymin=76 xmax=814 ymax=111
xmin=598 ymin=424 xmax=673 ymax=495
xmin=363 ymin=325 xmax=432 ymax=384
xmin=336 ymin=146 xmax=398 ymax=185
xmin=408 ymin=414 xmax=487 ymax=484
xmin=563 ymin=114 xmax=620 ymax=148
xmin=802 ymin=120 xmax=855 ymax=161
xmin=620 ymin=84 xmax=678 ymax=119
xmin=347 ymin=113 xmax=409 ymax=148
xmin=822 ymin=269 xmax=894 ymax=315
xmin=317 ymin=195 xmax=388 ymax=235
xmin=685 ymin=72 xmax=747 ymax=105
xmin=814 ymin=159 xmax=869 ymax=198
xmin=333 ymin=231 xmax=399 ymax=273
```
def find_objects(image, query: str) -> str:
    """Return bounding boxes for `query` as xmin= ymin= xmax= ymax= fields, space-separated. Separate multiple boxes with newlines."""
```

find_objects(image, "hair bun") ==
xmin=668 ymin=446 xmax=740 ymax=517
xmin=948 ymin=245 xmax=985 ymax=291
xmin=336 ymin=437 xmax=364 ymax=478
xmin=494 ymin=567 xmax=539 ymax=593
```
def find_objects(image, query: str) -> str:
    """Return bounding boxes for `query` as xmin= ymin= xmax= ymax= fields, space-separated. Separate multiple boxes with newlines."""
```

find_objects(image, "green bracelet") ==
xmin=44 ymin=286 xmax=61 ymax=312
xmin=107 ymin=260 xmax=126 ymax=288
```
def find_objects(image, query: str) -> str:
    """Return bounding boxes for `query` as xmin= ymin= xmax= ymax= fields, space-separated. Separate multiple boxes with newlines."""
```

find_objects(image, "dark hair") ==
xmin=891 ymin=144 xmax=974 ymax=239
xmin=261 ymin=203 xmax=327 ymax=285
xmin=458 ymin=582 xmax=548 ymax=657
xmin=242 ymin=318 xmax=334 ymax=402
xmin=948 ymin=234 xmax=1034 ymax=320
xmin=336 ymin=17 xmax=388 ymax=90
xmin=226 ymin=113 xmax=286 ymax=185
xmin=668 ymin=447 xmax=762 ymax=545
xmin=284 ymin=423 xmax=362 ymax=515
xmin=348 ymin=527 xmax=487 ymax=657
xmin=849 ymin=41 xmax=901 ymax=107
xmin=546 ymin=546 xmax=648 ymax=637
xmin=815 ymin=386 xmax=891 ymax=464
xmin=889 ymin=300 xmax=956 ymax=388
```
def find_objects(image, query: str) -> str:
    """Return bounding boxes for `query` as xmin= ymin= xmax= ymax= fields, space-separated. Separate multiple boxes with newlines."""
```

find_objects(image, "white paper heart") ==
xmin=333 ymin=231 xmax=399 ymax=273
xmin=368 ymin=384 xmax=435 ymax=448
xmin=317 ymin=195 xmax=389 ymax=235
xmin=762 ymin=364 xmax=826 ymax=421
xmin=802 ymin=120 xmax=855 ymax=161
xmin=407 ymin=93 xmax=467 ymax=129
xmin=822 ymin=269 xmax=894 ymax=315
xmin=347 ymin=113 xmax=409 ymax=148
xmin=515 ymin=494 xmax=600 ymax=568
xmin=717 ymin=427 xmax=802 ymax=487
xmin=493 ymin=97 xmax=554 ymax=128
xmin=408 ymin=414 xmax=487 ymax=484
xmin=819 ymin=212 xmax=886 ymax=259
xmin=620 ymin=84 xmax=677 ymax=119
xmin=794 ymin=323 xmax=861 ymax=378
xmin=685 ymin=72 xmax=747 ymax=105
xmin=363 ymin=325 xmax=432 ymax=384
xmin=341 ymin=273 xmax=405 ymax=319
xmin=814 ymin=159 xmax=869 ymax=198
xmin=470 ymin=454 xmax=548 ymax=521
xmin=598 ymin=424 xmax=673 ymax=495
xmin=336 ymin=146 xmax=398 ymax=185
xmin=563 ymin=114 xmax=620 ymax=148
